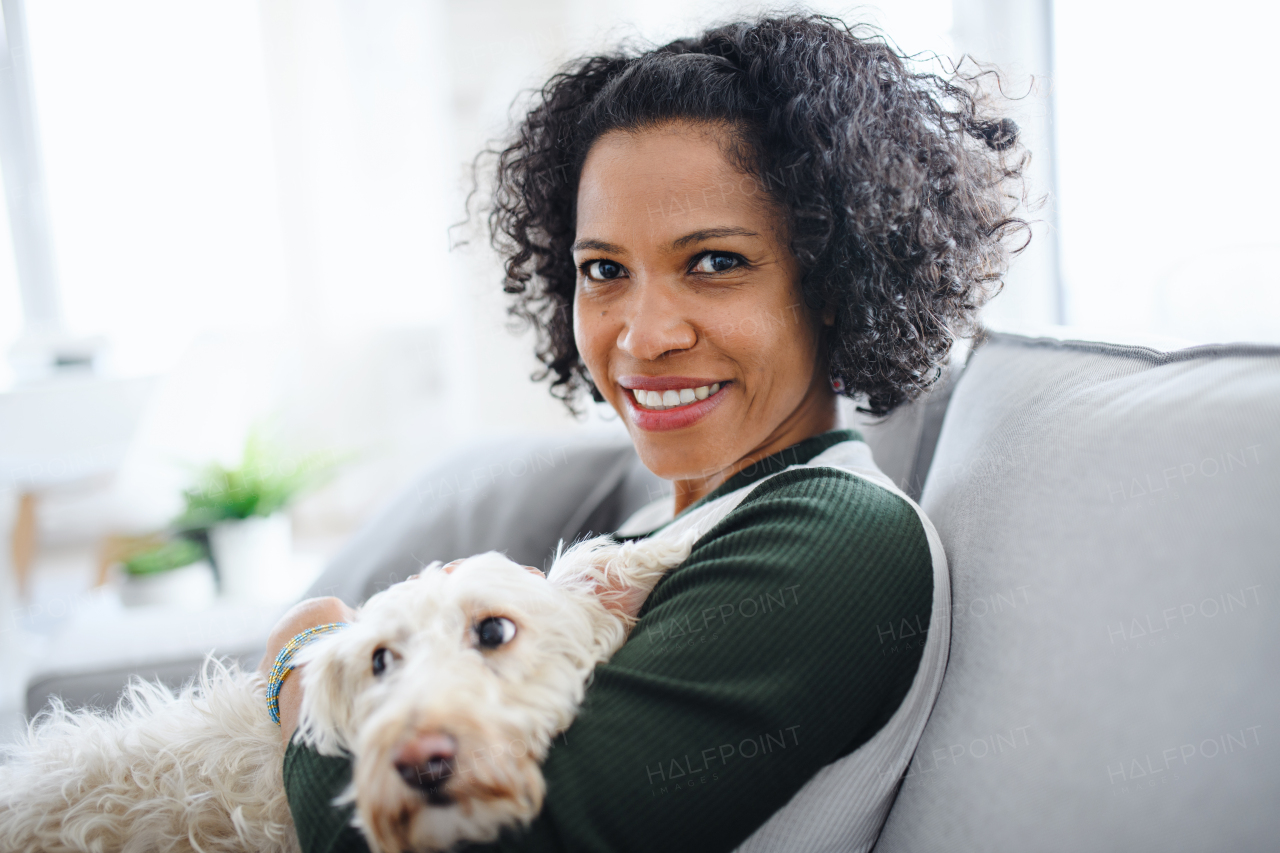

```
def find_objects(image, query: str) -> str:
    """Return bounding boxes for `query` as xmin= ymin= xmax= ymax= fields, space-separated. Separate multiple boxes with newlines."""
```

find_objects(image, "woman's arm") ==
xmin=285 ymin=469 xmax=934 ymax=853
xmin=258 ymin=596 xmax=356 ymax=748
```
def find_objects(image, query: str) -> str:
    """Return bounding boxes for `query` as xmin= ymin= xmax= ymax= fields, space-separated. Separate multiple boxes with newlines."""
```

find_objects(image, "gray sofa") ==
xmin=25 ymin=327 xmax=1280 ymax=851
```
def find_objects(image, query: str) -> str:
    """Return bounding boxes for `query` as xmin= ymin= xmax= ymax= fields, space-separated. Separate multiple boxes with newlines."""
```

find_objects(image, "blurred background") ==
xmin=0 ymin=0 xmax=1276 ymax=731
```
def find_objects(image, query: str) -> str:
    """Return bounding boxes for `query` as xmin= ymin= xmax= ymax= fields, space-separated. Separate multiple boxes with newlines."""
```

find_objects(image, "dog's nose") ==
xmin=394 ymin=732 xmax=458 ymax=801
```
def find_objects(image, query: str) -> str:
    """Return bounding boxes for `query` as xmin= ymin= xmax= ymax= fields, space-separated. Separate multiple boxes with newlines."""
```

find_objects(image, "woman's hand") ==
xmin=258 ymin=596 xmax=356 ymax=747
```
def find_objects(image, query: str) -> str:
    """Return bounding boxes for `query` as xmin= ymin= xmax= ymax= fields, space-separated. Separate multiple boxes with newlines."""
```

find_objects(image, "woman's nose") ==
xmin=615 ymin=279 xmax=698 ymax=361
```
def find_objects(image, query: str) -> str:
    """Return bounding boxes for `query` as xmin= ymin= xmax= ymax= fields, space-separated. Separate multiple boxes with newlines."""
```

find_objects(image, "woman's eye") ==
xmin=476 ymin=616 xmax=517 ymax=649
xmin=691 ymin=252 xmax=741 ymax=274
xmin=582 ymin=259 xmax=625 ymax=281
xmin=372 ymin=647 xmax=391 ymax=676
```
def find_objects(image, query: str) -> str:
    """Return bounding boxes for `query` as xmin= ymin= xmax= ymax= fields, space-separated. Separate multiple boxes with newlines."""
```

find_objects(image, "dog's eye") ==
xmin=476 ymin=617 xmax=516 ymax=649
xmin=372 ymin=647 xmax=392 ymax=676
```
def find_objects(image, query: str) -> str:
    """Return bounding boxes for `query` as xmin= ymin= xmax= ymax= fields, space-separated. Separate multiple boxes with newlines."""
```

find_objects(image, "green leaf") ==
xmin=173 ymin=426 xmax=345 ymax=532
xmin=124 ymin=538 xmax=206 ymax=576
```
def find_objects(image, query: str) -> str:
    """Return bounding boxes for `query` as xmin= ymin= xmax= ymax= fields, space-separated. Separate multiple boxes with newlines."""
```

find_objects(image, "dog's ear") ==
xmin=547 ymin=532 xmax=698 ymax=642
xmin=294 ymin=632 xmax=358 ymax=756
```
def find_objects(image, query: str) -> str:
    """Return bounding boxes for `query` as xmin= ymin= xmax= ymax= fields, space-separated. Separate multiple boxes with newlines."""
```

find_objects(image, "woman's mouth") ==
xmin=618 ymin=378 xmax=730 ymax=431
xmin=628 ymin=382 xmax=721 ymax=411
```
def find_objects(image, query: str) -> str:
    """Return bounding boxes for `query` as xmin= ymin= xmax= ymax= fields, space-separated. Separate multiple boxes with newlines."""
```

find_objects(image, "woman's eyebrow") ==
xmin=571 ymin=238 xmax=626 ymax=253
xmin=670 ymin=227 xmax=759 ymax=249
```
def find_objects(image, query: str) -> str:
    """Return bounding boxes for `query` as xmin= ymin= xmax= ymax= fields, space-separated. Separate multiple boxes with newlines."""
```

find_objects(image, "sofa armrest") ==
xmin=24 ymin=598 xmax=284 ymax=716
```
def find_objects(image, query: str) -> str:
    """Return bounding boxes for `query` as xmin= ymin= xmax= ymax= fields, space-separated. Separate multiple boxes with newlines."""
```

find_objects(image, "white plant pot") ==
xmin=209 ymin=513 xmax=292 ymax=602
xmin=120 ymin=560 xmax=217 ymax=609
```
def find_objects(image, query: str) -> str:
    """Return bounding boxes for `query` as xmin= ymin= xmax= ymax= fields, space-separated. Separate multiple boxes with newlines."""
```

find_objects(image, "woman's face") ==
xmin=573 ymin=121 xmax=835 ymax=490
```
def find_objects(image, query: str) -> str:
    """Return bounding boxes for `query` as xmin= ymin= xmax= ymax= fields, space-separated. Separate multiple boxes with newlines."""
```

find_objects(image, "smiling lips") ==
xmin=619 ymin=378 xmax=729 ymax=431
xmin=630 ymin=383 xmax=721 ymax=411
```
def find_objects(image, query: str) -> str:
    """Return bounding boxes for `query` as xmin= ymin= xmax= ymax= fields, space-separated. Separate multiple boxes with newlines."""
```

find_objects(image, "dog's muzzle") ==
xmin=393 ymin=732 xmax=458 ymax=805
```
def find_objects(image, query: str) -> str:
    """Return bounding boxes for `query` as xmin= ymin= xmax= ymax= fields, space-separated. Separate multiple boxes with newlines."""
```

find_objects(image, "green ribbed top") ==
xmin=283 ymin=429 xmax=934 ymax=853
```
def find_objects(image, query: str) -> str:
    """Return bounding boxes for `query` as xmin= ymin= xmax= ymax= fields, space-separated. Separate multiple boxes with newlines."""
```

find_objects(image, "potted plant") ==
xmin=119 ymin=537 xmax=216 ymax=609
xmin=175 ymin=431 xmax=335 ymax=602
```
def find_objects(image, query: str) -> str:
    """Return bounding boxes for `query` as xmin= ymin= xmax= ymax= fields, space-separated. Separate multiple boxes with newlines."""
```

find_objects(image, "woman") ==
xmin=267 ymin=14 xmax=1025 ymax=852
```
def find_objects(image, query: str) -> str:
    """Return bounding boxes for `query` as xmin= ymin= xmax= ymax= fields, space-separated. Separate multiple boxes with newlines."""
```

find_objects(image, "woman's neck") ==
xmin=671 ymin=390 xmax=839 ymax=515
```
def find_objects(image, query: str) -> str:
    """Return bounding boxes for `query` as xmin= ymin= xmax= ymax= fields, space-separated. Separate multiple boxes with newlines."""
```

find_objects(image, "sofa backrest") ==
xmin=307 ymin=375 xmax=962 ymax=608
xmin=842 ymin=355 xmax=963 ymax=501
xmin=874 ymin=331 xmax=1280 ymax=851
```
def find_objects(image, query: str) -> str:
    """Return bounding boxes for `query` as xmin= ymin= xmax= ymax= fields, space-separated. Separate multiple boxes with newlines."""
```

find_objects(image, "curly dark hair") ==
xmin=484 ymin=13 xmax=1027 ymax=416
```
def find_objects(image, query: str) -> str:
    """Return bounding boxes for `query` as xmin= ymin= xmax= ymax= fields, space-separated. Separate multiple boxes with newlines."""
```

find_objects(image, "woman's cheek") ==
xmin=573 ymin=297 xmax=615 ymax=404
xmin=571 ymin=296 xmax=596 ymax=368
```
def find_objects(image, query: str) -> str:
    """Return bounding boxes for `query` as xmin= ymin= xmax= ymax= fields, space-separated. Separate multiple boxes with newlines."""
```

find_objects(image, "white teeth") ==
xmin=630 ymin=383 xmax=725 ymax=411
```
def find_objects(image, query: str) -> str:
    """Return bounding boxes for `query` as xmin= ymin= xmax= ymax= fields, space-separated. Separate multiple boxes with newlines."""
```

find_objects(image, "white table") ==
xmin=0 ymin=374 xmax=156 ymax=593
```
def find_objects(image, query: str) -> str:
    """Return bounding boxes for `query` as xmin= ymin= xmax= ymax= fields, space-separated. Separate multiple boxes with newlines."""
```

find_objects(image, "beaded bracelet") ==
xmin=265 ymin=622 xmax=349 ymax=726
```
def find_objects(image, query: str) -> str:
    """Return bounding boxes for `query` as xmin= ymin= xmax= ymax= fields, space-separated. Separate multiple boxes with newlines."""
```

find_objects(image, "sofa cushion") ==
xmin=874 ymin=331 xmax=1280 ymax=851
xmin=842 ymin=356 xmax=962 ymax=502
xmin=303 ymin=430 xmax=664 ymax=604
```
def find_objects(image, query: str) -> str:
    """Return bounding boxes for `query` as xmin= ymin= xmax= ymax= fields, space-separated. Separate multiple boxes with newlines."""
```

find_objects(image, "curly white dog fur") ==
xmin=0 ymin=533 xmax=695 ymax=853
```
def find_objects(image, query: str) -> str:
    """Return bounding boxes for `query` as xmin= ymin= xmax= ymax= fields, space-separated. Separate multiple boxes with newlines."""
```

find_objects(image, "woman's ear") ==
xmin=294 ymin=635 xmax=357 ymax=756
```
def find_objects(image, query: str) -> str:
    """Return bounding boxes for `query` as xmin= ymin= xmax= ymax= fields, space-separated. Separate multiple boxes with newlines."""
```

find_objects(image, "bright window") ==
xmin=1054 ymin=0 xmax=1280 ymax=342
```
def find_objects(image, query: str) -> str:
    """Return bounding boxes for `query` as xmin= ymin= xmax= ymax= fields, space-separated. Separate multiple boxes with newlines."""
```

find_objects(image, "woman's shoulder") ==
xmin=646 ymin=460 xmax=934 ymax=620
xmin=722 ymin=462 xmax=929 ymax=556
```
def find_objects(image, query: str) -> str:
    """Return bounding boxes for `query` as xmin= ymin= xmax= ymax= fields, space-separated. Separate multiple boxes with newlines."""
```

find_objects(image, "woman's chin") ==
xmin=628 ymin=430 xmax=733 ymax=487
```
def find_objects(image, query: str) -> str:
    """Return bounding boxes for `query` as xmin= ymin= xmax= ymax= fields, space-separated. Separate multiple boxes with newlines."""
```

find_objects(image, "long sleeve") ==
xmin=284 ymin=466 xmax=934 ymax=853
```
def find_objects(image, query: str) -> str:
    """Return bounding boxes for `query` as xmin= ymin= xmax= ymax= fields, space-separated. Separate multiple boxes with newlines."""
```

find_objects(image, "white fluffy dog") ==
xmin=0 ymin=533 xmax=695 ymax=853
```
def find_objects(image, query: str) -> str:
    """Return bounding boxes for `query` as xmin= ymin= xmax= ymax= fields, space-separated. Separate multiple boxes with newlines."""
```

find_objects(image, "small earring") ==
xmin=830 ymin=376 xmax=845 ymax=393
